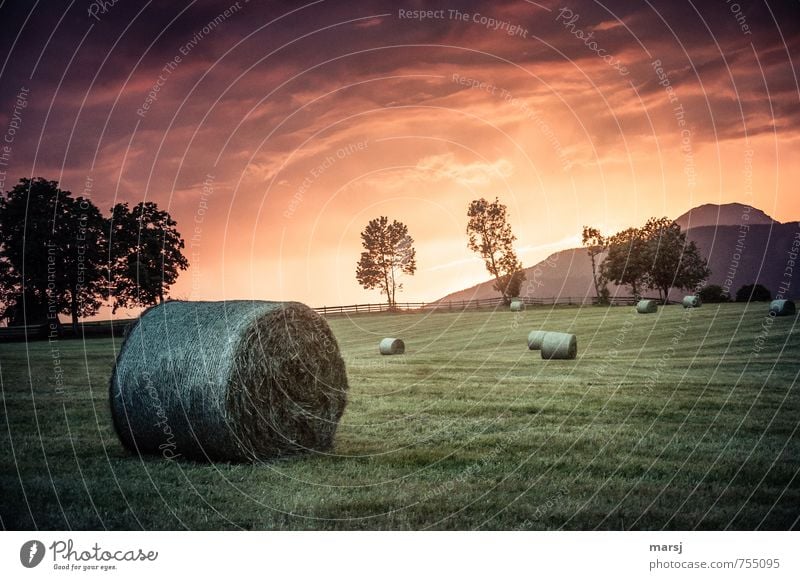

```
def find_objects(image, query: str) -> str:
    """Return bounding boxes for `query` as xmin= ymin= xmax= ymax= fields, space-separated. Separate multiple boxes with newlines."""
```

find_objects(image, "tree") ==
xmin=466 ymin=197 xmax=526 ymax=304
xmin=0 ymin=177 xmax=108 ymax=331
xmin=355 ymin=216 xmax=416 ymax=308
xmin=109 ymin=202 xmax=188 ymax=311
xmin=641 ymin=217 xmax=710 ymax=301
xmin=582 ymin=226 xmax=607 ymax=303
xmin=699 ymin=284 xmax=729 ymax=303
xmin=736 ymin=283 xmax=771 ymax=302
xmin=601 ymin=218 xmax=710 ymax=301
xmin=600 ymin=227 xmax=649 ymax=298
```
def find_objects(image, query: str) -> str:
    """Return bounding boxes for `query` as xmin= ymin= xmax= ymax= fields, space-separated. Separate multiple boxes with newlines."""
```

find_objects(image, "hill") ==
xmin=438 ymin=204 xmax=799 ymax=303
xmin=674 ymin=202 xmax=777 ymax=229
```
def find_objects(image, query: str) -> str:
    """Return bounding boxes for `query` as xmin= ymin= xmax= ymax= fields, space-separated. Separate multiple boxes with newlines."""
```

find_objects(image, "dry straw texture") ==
xmin=769 ymin=299 xmax=796 ymax=317
xmin=527 ymin=330 xmax=548 ymax=350
xmin=510 ymin=300 xmax=525 ymax=311
xmin=682 ymin=295 xmax=701 ymax=308
xmin=109 ymin=300 xmax=349 ymax=463
xmin=636 ymin=299 xmax=658 ymax=314
xmin=379 ymin=337 xmax=405 ymax=355
xmin=540 ymin=332 xmax=577 ymax=360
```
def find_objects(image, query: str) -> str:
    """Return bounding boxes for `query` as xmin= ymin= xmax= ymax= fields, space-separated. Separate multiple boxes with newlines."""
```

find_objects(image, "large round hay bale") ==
xmin=527 ymin=330 xmax=547 ymax=350
xmin=109 ymin=300 xmax=348 ymax=463
xmin=510 ymin=299 xmax=525 ymax=312
xmin=636 ymin=299 xmax=658 ymax=314
xmin=682 ymin=295 xmax=701 ymax=308
xmin=540 ymin=332 xmax=577 ymax=360
xmin=379 ymin=337 xmax=405 ymax=355
xmin=769 ymin=299 xmax=796 ymax=316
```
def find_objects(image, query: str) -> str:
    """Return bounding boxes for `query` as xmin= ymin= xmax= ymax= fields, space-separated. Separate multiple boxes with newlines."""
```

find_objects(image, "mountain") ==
xmin=438 ymin=204 xmax=799 ymax=303
xmin=674 ymin=202 xmax=777 ymax=229
xmin=437 ymin=248 xmax=622 ymax=303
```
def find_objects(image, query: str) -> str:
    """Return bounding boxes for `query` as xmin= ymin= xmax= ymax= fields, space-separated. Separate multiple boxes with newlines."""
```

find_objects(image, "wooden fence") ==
xmin=0 ymin=319 xmax=136 ymax=343
xmin=313 ymin=295 xmax=651 ymax=316
xmin=0 ymin=296 xmax=665 ymax=341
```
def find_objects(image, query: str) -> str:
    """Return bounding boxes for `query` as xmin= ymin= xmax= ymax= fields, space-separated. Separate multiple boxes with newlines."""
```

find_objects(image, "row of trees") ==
xmin=356 ymin=197 xmax=713 ymax=307
xmin=0 ymin=178 xmax=188 ymax=331
xmin=356 ymin=197 xmax=526 ymax=307
xmin=582 ymin=217 xmax=710 ymax=302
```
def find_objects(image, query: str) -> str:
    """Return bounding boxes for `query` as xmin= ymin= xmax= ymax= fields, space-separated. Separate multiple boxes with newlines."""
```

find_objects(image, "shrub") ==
xmin=698 ymin=285 xmax=729 ymax=303
xmin=736 ymin=284 xmax=772 ymax=302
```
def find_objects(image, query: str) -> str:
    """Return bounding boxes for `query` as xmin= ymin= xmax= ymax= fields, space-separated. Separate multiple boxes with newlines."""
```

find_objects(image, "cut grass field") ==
xmin=1 ymin=302 xmax=798 ymax=530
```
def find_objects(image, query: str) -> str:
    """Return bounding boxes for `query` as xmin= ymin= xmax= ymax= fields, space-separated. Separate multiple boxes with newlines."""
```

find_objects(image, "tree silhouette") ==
xmin=0 ymin=178 xmax=108 ymax=331
xmin=601 ymin=227 xmax=650 ymax=298
xmin=602 ymin=218 xmax=710 ymax=301
xmin=356 ymin=216 xmax=416 ymax=308
xmin=582 ymin=226 xmax=607 ymax=303
xmin=109 ymin=202 xmax=188 ymax=310
xmin=641 ymin=217 xmax=710 ymax=301
xmin=466 ymin=197 xmax=525 ymax=304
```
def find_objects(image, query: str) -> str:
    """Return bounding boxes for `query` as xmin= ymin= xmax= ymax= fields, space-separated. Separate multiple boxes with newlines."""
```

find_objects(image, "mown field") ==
xmin=1 ymin=302 xmax=798 ymax=530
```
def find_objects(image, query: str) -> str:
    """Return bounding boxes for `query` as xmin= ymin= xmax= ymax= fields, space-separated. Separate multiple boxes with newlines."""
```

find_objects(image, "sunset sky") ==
xmin=1 ymin=0 xmax=798 ymax=311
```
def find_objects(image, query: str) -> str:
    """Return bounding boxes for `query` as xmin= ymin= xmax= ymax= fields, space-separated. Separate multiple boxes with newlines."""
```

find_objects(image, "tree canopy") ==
xmin=0 ymin=177 xmax=189 ymax=327
xmin=640 ymin=217 xmax=709 ymax=300
xmin=108 ymin=202 xmax=189 ymax=311
xmin=355 ymin=216 xmax=416 ymax=308
xmin=600 ymin=226 xmax=650 ymax=298
xmin=0 ymin=177 xmax=108 ymax=330
xmin=599 ymin=217 xmax=710 ymax=301
xmin=466 ymin=197 xmax=525 ymax=303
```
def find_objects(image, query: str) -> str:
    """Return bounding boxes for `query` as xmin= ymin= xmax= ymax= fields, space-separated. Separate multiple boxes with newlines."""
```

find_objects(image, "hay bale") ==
xmin=636 ymin=299 xmax=658 ymax=314
xmin=682 ymin=295 xmax=701 ymax=308
xmin=109 ymin=300 xmax=348 ymax=463
xmin=527 ymin=330 xmax=548 ymax=350
xmin=769 ymin=299 xmax=796 ymax=316
xmin=510 ymin=299 xmax=525 ymax=311
xmin=540 ymin=332 xmax=577 ymax=360
xmin=379 ymin=337 xmax=405 ymax=355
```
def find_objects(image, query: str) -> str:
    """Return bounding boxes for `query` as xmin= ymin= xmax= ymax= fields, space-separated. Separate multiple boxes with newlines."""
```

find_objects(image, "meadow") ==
xmin=1 ymin=302 xmax=798 ymax=530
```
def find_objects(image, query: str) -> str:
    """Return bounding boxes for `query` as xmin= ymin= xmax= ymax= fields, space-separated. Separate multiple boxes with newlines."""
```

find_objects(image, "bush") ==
xmin=698 ymin=285 xmax=729 ymax=303
xmin=736 ymin=284 xmax=772 ymax=302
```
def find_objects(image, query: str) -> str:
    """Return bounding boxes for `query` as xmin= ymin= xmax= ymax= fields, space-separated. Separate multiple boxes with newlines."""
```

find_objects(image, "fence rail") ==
xmin=313 ymin=295 xmax=657 ymax=316
xmin=0 ymin=319 xmax=136 ymax=343
xmin=0 ymin=296 xmax=668 ymax=341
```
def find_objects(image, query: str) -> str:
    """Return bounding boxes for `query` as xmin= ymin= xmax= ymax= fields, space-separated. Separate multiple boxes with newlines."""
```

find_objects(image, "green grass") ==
xmin=1 ymin=302 xmax=798 ymax=530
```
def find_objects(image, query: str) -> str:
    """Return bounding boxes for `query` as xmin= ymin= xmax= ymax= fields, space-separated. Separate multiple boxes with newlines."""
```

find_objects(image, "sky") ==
xmin=0 ymin=0 xmax=798 ymax=311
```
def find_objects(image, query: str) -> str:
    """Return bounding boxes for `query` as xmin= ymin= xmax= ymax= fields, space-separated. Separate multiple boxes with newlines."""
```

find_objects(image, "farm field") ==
xmin=1 ymin=302 xmax=798 ymax=530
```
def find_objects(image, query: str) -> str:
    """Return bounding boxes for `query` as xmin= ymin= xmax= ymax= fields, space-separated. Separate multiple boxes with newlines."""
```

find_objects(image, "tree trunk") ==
xmin=383 ymin=267 xmax=392 ymax=308
xmin=589 ymin=253 xmax=600 ymax=299
xmin=71 ymin=293 xmax=79 ymax=336
xmin=389 ymin=262 xmax=396 ymax=308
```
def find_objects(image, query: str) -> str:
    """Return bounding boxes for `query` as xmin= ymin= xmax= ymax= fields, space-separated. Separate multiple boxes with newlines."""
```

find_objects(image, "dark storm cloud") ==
xmin=0 ymin=0 xmax=797 ymax=197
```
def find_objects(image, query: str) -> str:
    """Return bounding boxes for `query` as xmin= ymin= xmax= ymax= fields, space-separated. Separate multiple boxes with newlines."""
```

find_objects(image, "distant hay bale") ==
xmin=636 ymin=299 xmax=658 ymax=314
xmin=769 ymin=299 xmax=796 ymax=316
xmin=379 ymin=337 xmax=405 ymax=355
xmin=527 ymin=330 xmax=548 ymax=350
xmin=510 ymin=299 xmax=525 ymax=311
xmin=109 ymin=300 xmax=349 ymax=463
xmin=682 ymin=295 xmax=701 ymax=308
xmin=540 ymin=332 xmax=577 ymax=360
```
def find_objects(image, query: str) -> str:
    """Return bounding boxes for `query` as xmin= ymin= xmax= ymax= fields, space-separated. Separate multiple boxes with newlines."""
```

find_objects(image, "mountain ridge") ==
xmin=438 ymin=203 xmax=799 ymax=302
